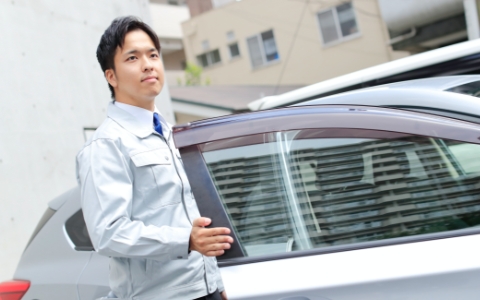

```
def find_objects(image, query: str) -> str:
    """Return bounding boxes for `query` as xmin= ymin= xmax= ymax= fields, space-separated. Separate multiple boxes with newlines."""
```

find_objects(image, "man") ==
xmin=76 ymin=16 xmax=233 ymax=300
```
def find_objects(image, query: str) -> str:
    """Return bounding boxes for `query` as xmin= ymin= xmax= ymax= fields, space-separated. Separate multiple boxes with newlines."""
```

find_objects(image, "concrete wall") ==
xmin=150 ymin=2 xmax=190 ymax=39
xmin=181 ymin=0 xmax=395 ymax=86
xmin=0 ymin=0 xmax=174 ymax=282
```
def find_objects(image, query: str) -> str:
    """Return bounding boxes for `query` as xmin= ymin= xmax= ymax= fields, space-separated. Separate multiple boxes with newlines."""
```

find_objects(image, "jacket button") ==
xmin=165 ymin=156 xmax=169 ymax=161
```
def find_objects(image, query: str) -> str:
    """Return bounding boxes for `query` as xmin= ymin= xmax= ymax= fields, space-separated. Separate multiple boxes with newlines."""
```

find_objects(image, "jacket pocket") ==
xmin=131 ymin=148 xmax=172 ymax=166
xmin=130 ymin=149 xmax=182 ymax=209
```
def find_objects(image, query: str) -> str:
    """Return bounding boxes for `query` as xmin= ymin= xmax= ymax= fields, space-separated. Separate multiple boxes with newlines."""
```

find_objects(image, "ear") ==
xmin=105 ymin=69 xmax=118 ymax=88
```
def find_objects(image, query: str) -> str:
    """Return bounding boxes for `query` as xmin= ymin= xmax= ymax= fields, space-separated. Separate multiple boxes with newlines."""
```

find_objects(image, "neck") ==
xmin=115 ymin=95 xmax=155 ymax=112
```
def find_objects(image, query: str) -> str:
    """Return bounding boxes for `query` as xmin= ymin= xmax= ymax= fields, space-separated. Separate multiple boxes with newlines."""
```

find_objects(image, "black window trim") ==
xmin=180 ymin=145 xmax=246 ymax=260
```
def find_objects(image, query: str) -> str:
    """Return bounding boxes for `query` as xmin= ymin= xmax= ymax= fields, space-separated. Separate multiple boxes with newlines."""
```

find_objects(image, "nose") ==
xmin=142 ymin=57 xmax=153 ymax=72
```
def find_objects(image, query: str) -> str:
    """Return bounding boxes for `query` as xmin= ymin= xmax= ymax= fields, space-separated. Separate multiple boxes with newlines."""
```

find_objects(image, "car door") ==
xmin=173 ymin=105 xmax=480 ymax=300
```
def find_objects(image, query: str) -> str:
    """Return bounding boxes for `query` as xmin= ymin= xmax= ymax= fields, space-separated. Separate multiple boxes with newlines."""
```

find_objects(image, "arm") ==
xmin=77 ymin=138 xmax=190 ymax=261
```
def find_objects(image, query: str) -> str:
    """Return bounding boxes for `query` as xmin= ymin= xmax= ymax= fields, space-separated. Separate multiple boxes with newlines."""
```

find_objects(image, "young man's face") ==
xmin=106 ymin=29 xmax=164 ymax=110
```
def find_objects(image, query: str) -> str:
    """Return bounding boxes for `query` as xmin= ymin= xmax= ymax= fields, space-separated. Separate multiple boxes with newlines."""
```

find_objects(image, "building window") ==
xmin=226 ymin=30 xmax=236 ymax=42
xmin=201 ymin=40 xmax=210 ymax=51
xmin=167 ymin=0 xmax=186 ymax=5
xmin=317 ymin=2 xmax=359 ymax=45
xmin=229 ymin=43 xmax=240 ymax=59
xmin=246 ymin=29 xmax=279 ymax=68
xmin=197 ymin=49 xmax=221 ymax=68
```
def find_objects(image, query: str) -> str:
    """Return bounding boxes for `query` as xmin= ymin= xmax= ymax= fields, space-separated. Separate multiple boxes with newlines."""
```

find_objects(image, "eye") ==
xmin=151 ymin=53 xmax=159 ymax=58
xmin=126 ymin=56 xmax=137 ymax=61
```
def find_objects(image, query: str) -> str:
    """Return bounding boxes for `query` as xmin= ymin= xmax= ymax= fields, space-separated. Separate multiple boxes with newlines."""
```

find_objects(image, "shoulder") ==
xmin=87 ymin=117 xmax=129 ymax=143
xmin=77 ymin=118 xmax=129 ymax=156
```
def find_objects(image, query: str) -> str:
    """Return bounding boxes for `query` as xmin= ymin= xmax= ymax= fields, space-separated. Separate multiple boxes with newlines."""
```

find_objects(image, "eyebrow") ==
xmin=123 ymin=48 xmax=158 ymax=56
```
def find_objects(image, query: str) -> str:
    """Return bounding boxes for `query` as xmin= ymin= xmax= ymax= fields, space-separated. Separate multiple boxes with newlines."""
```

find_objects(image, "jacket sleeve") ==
xmin=76 ymin=138 xmax=191 ymax=261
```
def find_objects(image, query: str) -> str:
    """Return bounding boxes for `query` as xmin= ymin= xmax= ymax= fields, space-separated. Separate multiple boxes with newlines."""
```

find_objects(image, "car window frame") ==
xmin=174 ymin=105 xmax=480 ymax=266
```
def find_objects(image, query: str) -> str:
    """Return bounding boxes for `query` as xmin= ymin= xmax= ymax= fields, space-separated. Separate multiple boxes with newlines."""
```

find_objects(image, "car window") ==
xmin=446 ymin=141 xmax=480 ymax=174
xmin=65 ymin=209 xmax=94 ymax=251
xmin=447 ymin=80 xmax=480 ymax=97
xmin=199 ymin=129 xmax=480 ymax=257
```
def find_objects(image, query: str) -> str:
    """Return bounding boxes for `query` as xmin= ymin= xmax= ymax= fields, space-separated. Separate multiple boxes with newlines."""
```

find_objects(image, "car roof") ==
xmin=248 ymin=39 xmax=480 ymax=111
xmin=294 ymin=75 xmax=480 ymax=119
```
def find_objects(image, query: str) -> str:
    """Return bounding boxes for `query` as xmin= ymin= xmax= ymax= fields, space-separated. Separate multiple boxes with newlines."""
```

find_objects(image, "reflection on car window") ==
xmin=201 ymin=130 xmax=480 ymax=257
xmin=447 ymin=142 xmax=480 ymax=174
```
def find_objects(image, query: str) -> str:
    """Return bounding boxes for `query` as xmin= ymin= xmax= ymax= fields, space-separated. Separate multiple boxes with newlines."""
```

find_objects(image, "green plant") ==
xmin=184 ymin=62 xmax=202 ymax=86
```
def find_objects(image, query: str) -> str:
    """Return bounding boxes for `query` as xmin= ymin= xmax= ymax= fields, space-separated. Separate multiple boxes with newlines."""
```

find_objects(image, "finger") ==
xmin=207 ymin=242 xmax=231 ymax=252
xmin=215 ymin=235 xmax=234 ymax=244
xmin=199 ymin=235 xmax=232 ymax=247
xmin=194 ymin=229 xmax=232 ymax=242
xmin=203 ymin=227 xmax=231 ymax=236
xmin=193 ymin=217 xmax=211 ymax=227
xmin=201 ymin=235 xmax=233 ymax=246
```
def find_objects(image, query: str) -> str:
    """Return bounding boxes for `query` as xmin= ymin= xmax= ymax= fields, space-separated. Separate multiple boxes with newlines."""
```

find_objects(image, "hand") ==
xmin=220 ymin=290 xmax=228 ymax=300
xmin=189 ymin=217 xmax=233 ymax=256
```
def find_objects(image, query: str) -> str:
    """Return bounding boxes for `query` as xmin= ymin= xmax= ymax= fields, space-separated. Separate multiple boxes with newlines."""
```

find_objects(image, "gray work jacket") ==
xmin=76 ymin=103 xmax=223 ymax=300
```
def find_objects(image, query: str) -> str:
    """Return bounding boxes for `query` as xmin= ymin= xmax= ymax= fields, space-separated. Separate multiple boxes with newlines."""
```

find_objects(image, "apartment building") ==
xmin=181 ymin=0 xmax=401 ymax=86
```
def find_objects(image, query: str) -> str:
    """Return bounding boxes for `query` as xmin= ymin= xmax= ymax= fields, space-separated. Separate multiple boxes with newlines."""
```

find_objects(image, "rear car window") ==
xmin=447 ymin=80 xmax=480 ymax=97
xmin=200 ymin=130 xmax=480 ymax=257
xmin=65 ymin=209 xmax=94 ymax=251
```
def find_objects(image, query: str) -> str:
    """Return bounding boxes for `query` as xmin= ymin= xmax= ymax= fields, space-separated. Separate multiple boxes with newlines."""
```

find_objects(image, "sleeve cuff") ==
xmin=169 ymin=227 xmax=192 ymax=260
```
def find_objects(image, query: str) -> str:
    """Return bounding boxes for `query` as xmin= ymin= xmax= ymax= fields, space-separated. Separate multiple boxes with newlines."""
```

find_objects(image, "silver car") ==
xmin=3 ymin=76 xmax=480 ymax=300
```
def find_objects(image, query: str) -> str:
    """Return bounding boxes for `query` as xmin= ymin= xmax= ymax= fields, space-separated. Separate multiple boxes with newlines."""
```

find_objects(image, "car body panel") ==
xmin=220 ymin=234 xmax=480 ymax=299
xmin=248 ymin=39 xmax=480 ymax=110
xmin=297 ymin=76 xmax=480 ymax=120
xmin=15 ymin=188 xmax=91 ymax=299
xmin=77 ymin=252 xmax=110 ymax=300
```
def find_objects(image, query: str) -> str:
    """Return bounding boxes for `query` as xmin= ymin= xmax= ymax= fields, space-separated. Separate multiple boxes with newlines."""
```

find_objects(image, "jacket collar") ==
xmin=107 ymin=102 xmax=154 ymax=138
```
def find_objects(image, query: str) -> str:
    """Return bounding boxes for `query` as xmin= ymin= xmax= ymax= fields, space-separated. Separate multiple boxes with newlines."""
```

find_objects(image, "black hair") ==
xmin=96 ymin=16 xmax=161 ymax=98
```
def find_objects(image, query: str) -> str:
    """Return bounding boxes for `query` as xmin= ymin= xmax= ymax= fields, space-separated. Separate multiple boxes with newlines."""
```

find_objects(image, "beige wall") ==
xmin=175 ymin=111 xmax=205 ymax=124
xmin=163 ymin=49 xmax=186 ymax=70
xmin=186 ymin=0 xmax=213 ymax=17
xmin=181 ymin=0 xmax=395 ymax=86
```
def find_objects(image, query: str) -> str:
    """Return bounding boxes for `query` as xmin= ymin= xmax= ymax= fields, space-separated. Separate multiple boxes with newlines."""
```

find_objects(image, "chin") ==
xmin=143 ymin=86 xmax=163 ymax=98
xmin=152 ymin=85 xmax=163 ymax=96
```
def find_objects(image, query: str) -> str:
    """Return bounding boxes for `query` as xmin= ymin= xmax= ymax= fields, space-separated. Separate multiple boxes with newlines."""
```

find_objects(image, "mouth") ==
xmin=142 ymin=76 xmax=158 ymax=83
